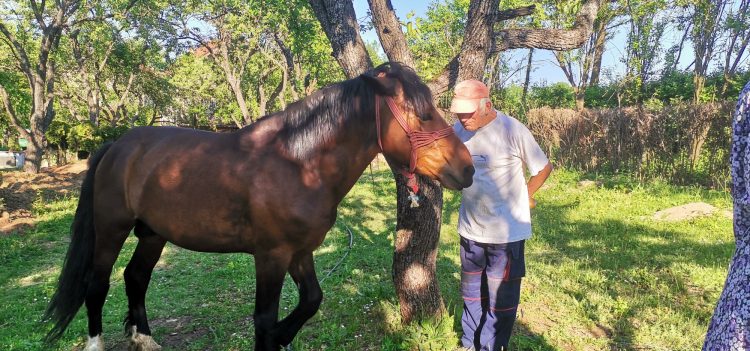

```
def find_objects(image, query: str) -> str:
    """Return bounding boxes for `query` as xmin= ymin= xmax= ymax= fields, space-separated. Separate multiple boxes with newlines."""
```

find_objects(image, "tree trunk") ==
xmin=226 ymin=66 xmax=252 ymax=125
xmin=391 ymin=172 xmax=446 ymax=323
xmin=522 ymin=48 xmax=534 ymax=110
xmin=589 ymin=22 xmax=606 ymax=86
xmin=575 ymin=89 xmax=585 ymax=111
xmin=367 ymin=0 xmax=449 ymax=323
xmin=367 ymin=0 xmax=415 ymax=68
xmin=694 ymin=74 xmax=705 ymax=103
xmin=307 ymin=0 xmax=373 ymax=78
xmin=24 ymin=101 xmax=52 ymax=173
xmin=456 ymin=0 xmax=499 ymax=81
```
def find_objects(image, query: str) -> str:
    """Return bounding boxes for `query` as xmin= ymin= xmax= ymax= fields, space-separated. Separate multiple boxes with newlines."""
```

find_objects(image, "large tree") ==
xmin=720 ymin=0 xmax=750 ymax=97
xmin=622 ymin=0 xmax=668 ymax=104
xmin=550 ymin=0 xmax=624 ymax=109
xmin=0 ymin=0 xmax=136 ymax=172
xmin=687 ymin=0 xmax=728 ymax=103
xmin=170 ymin=0 xmax=340 ymax=126
xmin=309 ymin=0 xmax=603 ymax=323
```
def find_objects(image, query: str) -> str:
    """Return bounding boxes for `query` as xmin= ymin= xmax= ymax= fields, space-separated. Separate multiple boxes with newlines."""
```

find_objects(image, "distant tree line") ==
xmin=1 ymin=0 xmax=748 ymax=175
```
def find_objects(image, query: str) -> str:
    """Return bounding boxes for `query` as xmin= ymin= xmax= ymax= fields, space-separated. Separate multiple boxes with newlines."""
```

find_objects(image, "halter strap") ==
xmin=375 ymin=94 xmax=455 ymax=195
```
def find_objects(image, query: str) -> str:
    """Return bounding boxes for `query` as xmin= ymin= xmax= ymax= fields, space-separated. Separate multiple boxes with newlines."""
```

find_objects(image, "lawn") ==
xmin=0 ymin=168 xmax=734 ymax=350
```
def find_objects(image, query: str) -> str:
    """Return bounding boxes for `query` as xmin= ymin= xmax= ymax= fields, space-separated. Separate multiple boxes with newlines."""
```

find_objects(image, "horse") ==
xmin=42 ymin=62 xmax=475 ymax=351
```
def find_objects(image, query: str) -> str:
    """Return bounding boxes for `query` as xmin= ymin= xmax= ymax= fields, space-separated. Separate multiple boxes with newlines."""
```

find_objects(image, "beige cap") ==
xmin=449 ymin=80 xmax=490 ymax=113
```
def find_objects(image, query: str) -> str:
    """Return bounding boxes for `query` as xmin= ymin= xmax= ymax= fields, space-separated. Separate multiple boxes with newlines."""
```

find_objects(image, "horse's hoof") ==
xmin=128 ymin=326 xmax=162 ymax=351
xmin=83 ymin=335 xmax=104 ymax=351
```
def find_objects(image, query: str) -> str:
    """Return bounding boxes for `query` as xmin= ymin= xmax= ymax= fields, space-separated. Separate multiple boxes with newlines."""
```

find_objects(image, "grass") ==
xmin=0 ymin=168 xmax=733 ymax=350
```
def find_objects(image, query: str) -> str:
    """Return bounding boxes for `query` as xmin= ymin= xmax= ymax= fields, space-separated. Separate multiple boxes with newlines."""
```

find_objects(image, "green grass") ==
xmin=0 ymin=168 xmax=733 ymax=350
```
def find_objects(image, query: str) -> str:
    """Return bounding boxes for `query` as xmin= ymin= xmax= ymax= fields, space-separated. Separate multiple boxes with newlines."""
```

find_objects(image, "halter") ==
xmin=375 ymin=95 xmax=455 ymax=207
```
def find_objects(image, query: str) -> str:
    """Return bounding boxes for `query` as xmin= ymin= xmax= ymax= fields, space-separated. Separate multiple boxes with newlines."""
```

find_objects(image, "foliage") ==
xmin=492 ymin=69 xmax=750 ymax=115
xmin=46 ymin=120 xmax=129 ymax=153
xmin=622 ymin=0 xmax=669 ymax=104
xmin=404 ymin=0 xmax=469 ymax=80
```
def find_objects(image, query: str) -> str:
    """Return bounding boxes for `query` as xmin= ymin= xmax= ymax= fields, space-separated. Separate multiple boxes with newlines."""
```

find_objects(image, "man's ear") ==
xmin=361 ymin=73 xmax=398 ymax=96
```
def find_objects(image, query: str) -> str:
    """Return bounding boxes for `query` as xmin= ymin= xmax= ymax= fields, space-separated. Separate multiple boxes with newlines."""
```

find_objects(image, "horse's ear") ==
xmin=361 ymin=73 xmax=398 ymax=96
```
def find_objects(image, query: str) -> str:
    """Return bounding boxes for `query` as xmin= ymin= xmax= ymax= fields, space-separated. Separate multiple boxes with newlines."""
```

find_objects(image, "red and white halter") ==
xmin=375 ymin=95 xmax=455 ymax=207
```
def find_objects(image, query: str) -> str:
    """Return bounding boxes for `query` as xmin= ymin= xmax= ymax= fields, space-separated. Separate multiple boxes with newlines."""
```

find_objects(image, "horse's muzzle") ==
xmin=441 ymin=165 xmax=474 ymax=190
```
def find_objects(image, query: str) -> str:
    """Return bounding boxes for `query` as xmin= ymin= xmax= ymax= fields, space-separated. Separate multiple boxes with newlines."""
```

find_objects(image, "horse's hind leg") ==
xmin=253 ymin=250 xmax=293 ymax=351
xmin=275 ymin=251 xmax=322 ymax=346
xmin=85 ymin=220 xmax=133 ymax=351
xmin=124 ymin=221 xmax=166 ymax=351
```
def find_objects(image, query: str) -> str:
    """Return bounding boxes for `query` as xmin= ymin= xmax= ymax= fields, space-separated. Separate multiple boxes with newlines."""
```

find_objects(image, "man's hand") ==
xmin=529 ymin=197 xmax=537 ymax=209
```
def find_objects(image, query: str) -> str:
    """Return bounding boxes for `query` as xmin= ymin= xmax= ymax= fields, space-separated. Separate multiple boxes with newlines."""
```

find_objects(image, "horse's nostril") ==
xmin=465 ymin=165 xmax=475 ymax=178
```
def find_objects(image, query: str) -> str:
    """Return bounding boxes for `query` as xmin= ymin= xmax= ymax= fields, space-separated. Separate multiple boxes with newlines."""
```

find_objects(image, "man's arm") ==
xmin=527 ymin=162 xmax=553 ymax=208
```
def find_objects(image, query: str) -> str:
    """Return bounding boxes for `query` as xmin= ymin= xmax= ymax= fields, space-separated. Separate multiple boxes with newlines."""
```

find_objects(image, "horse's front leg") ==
xmin=253 ymin=250 xmax=292 ymax=351
xmin=275 ymin=251 xmax=322 ymax=346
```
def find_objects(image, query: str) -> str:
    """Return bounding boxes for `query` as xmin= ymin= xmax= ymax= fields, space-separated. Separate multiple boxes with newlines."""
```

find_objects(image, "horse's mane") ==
xmin=265 ymin=62 xmax=434 ymax=160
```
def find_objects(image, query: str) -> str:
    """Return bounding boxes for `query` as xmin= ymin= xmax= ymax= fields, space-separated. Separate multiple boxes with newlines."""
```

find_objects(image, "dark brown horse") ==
xmin=43 ymin=62 xmax=474 ymax=350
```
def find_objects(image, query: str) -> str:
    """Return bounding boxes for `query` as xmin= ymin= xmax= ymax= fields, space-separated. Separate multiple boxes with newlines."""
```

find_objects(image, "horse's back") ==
xmin=92 ymin=126 xmax=265 ymax=252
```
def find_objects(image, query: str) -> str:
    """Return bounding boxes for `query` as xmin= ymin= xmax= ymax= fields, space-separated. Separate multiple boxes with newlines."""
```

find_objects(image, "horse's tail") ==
xmin=43 ymin=142 xmax=113 ymax=343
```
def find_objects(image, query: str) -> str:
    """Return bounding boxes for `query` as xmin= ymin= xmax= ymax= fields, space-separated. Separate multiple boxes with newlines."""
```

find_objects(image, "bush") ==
xmin=527 ymin=101 xmax=734 ymax=187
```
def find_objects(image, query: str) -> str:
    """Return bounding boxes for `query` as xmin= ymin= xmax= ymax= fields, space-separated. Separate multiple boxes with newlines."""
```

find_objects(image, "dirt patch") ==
xmin=0 ymin=160 xmax=88 ymax=234
xmin=151 ymin=316 xmax=211 ymax=349
xmin=652 ymin=202 xmax=718 ymax=222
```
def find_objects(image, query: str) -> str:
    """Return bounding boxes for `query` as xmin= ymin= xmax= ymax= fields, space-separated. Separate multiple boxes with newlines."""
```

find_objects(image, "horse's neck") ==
xmin=323 ymin=116 xmax=382 ymax=196
xmin=237 ymin=111 xmax=380 ymax=199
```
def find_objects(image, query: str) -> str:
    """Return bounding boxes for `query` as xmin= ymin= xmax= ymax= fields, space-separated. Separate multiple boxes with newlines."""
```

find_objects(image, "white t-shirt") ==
xmin=454 ymin=110 xmax=549 ymax=244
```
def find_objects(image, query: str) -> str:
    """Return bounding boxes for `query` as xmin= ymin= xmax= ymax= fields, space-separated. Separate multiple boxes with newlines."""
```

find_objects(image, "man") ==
xmin=450 ymin=79 xmax=553 ymax=351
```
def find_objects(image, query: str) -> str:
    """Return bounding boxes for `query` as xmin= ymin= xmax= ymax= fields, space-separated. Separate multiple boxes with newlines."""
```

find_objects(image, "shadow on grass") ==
xmin=530 ymin=198 xmax=732 ymax=351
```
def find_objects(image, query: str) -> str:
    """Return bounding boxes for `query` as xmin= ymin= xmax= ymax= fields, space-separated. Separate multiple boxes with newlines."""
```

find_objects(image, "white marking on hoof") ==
xmin=83 ymin=335 xmax=104 ymax=351
xmin=128 ymin=326 xmax=162 ymax=351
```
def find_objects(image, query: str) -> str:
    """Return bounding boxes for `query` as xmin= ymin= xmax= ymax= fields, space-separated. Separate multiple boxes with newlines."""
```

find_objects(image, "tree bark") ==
xmin=391 ymin=171 xmax=446 ymax=323
xmin=589 ymin=21 xmax=607 ymax=86
xmin=367 ymin=0 xmax=415 ymax=68
xmin=308 ymin=0 xmax=373 ymax=77
xmin=522 ymin=49 xmax=534 ymax=110
xmin=492 ymin=0 xmax=601 ymax=52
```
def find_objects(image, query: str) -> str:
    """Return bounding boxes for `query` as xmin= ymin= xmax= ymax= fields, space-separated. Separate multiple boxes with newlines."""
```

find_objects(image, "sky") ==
xmin=350 ymin=0 xmax=746 ymax=87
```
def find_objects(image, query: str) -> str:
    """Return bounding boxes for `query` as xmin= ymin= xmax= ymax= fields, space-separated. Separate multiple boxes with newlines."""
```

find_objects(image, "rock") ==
xmin=577 ymin=180 xmax=600 ymax=188
xmin=652 ymin=202 xmax=717 ymax=221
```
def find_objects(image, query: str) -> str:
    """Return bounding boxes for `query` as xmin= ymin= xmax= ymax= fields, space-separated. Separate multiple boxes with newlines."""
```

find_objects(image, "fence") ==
xmin=527 ymin=102 xmax=735 ymax=188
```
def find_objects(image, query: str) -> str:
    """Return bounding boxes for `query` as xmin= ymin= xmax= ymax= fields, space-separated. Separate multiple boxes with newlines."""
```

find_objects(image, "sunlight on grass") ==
xmin=15 ymin=266 xmax=60 ymax=288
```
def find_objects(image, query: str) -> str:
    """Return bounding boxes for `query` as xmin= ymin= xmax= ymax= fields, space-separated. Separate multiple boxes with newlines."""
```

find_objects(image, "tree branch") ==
xmin=494 ymin=4 xmax=535 ymax=21
xmin=28 ymin=0 xmax=48 ymax=30
xmin=0 ymin=85 xmax=31 ymax=139
xmin=492 ymin=0 xmax=602 ymax=52
xmin=67 ymin=0 xmax=138 ymax=27
xmin=0 ymin=22 xmax=34 ymax=80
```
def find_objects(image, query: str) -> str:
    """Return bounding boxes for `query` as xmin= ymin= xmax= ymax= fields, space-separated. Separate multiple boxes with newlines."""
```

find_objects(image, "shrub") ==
xmin=527 ymin=101 xmax=733 ymax=187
